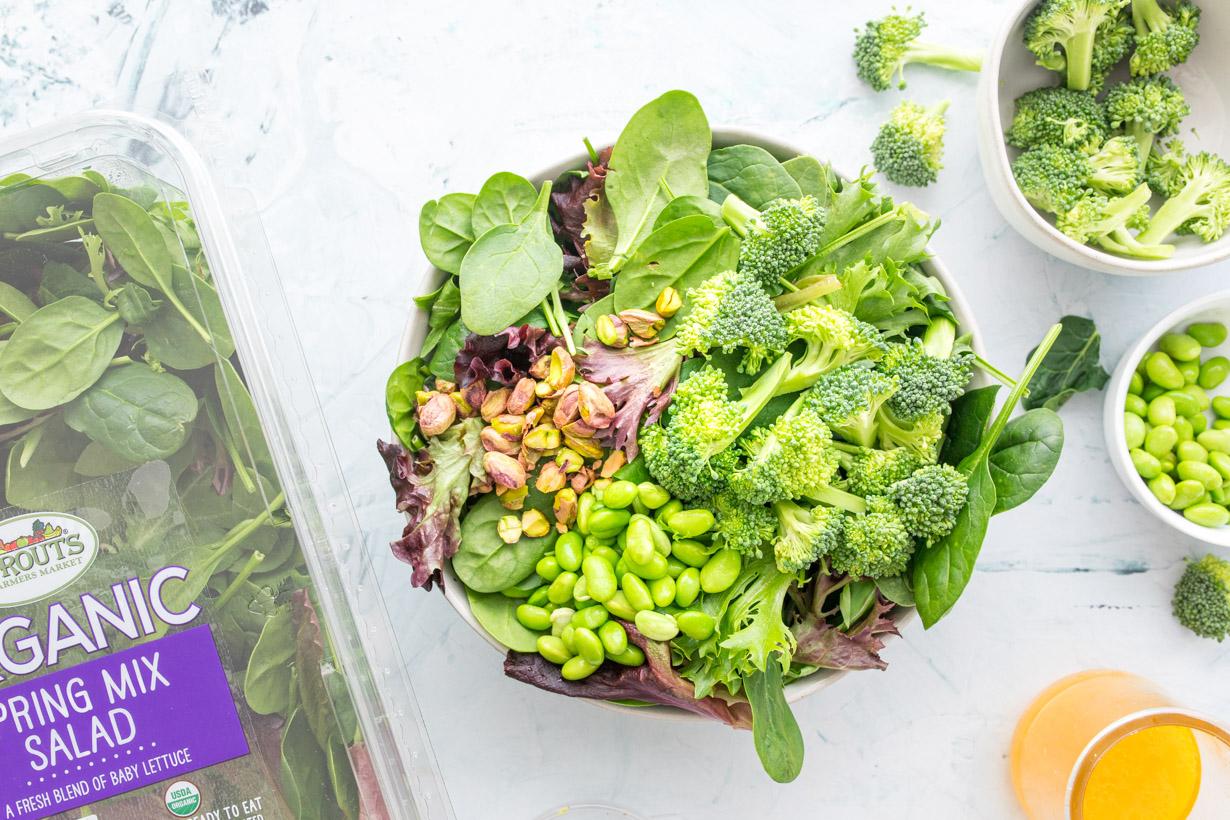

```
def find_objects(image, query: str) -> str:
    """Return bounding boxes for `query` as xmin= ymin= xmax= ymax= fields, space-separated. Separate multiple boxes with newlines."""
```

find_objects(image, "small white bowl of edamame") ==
xmin=1105 ymin=289 xmax=1230 ymax=547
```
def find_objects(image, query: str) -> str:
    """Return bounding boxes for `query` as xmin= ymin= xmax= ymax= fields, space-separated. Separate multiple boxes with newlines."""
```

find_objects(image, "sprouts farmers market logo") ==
xmin=0 ymin=512 xmax=98 ymax=607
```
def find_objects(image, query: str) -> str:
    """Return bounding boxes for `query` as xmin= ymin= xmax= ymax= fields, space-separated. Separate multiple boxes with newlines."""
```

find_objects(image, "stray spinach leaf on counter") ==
xmin=1024 ymin=315 xmax=1110 ymax=410
xmin=0 ymin=174 xmax=373 ymax=818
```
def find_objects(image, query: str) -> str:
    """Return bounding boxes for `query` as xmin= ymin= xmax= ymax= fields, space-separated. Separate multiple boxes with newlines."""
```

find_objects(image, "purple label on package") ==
xmin=0 ymin=624 xmax=249 ymax=819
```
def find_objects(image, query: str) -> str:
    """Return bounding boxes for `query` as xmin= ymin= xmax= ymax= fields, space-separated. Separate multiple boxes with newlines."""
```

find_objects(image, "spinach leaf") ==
xmin=64 ymin=363 xmax=198 ymax=461
xmin=781 ymin=156 xmax=832 ymax=200
xmin=12 ymin=217 xmax=94 ymax=244
xmin=453 ymin=492 xmax=554 ymax=593
xmin=245 ymin=605 xmax=296 ymax=714
xmin=0 ymin=344 xmax=35 ymax=425
xmin=142 ymin=265 xmax=235 ymax=369
xmin=603 ymin=91 xmax=711 ymax=272
xmin=611 ymin=215 xmax=739 ymax=313
xmin=875 ymin=575 xmax=915 ymax=607
xmin=939 ymin=386 xmax=1000 ymax=467
xmin=0 ymin=184 xmax=66 ymax=233
xmin=215 ymin=358 xmax=276 ymax=478
xmin=280 ymin=709 xmax=329 ymax=820
xmin=653 ymin=195 xmax=724 ymax=230
xmin=4 ymin=416 xmax=88 ymax=508
xmin=428 ymin=318 xmax=467 ymax=382
xmin=0 ymin=281 xmax=36 ymax=322
xmin=459 ymin=184 xmax=563 ymax=335
xmin=707 ymin=145 xmax=801 ymax=208
xmin=38 ymin=261 xmax=98 ymax=303
xmin=1023 ymin=315 xmax=1109 ymax=410
xmin=419 ymin=192 xmax=476 ymax=275
xmin=472 ymin=172 xmax=538 ymax=237
xmin=0 ymin=296 xmax=124 ymax=410
xmin=113 ymin=283 xmax=161 ymax=325
xmin=466 ymin=588 xmax=540 ymax=652
xmin=744 ymin=661 xmax=804 ymax=783
xmin=839 ymin=579 xmax=878 ymax=629
xmin=385 ymin=358 xmax=428 ymax=450
xmin=418 ymin=277 xmax=461 ymax=358
xmin=37 ymin=174 xmax=104 ymax=204
xmin=92 ymin=192 xmax=211 ymax=342
xmin=989 ymin=408 xmax=1064 ymax=514
xmin=326 ymin=735 xmax=361 ymax=820
xmin=73 ymin=440 xmax=142 ymax=477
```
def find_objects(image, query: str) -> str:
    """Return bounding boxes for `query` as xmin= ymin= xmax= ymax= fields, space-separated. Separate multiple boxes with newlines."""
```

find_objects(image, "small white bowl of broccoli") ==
xmin=977 ymin=0 xmax=1230 ymax=275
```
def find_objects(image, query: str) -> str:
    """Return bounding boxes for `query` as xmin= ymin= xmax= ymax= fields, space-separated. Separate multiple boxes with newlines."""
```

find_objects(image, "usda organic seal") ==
xmin=0 ymin=512 xmax=98 ymax=607
xmin=164 ymin=780 xmax=201 ymax=817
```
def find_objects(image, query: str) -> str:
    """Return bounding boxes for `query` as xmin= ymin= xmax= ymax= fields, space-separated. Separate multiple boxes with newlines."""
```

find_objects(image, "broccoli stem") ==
xmin=1065 ymin=29 xmax=1097 ymax=91
xmin=1139 ymin=178 xmax=1207 ymax=244
xmin=902 ymin=42 xmax=984 ymax=76
xmin=1097 ymin=228 xmax=1175 ymax=259
xmin=808 ymin=484 xmax=868 ymax=515
xmin=922 ymin=318 xmax=957 ymax=358
xmin=713 ymin=352 xmax=795 ymax=454
xmin=1132 ymin=0 xmax=1171 ymax=35
xmin=1126 ymin=122 xmax=1156 ymax=166
xmin=721 ymin=193 xmax=761 ymax=238
xmin=772 ymin=275 xmax=842 ymax=311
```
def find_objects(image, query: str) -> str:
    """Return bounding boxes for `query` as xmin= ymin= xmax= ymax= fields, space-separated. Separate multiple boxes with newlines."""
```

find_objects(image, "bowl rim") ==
xmin=396 ymin=125 xmax=987 ymax=720
xmin=1103 ymin=288 xmax=1230 ymax=548
xmin=980 ymin=0 xmax=1230 ymax=275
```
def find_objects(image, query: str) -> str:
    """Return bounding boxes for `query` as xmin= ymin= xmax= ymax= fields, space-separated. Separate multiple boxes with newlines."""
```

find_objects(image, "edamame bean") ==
xmin=1177 ymin=441 xmax=1208 ymax=463
xmin=1177 ymin=460 xmax=1223 ymax=490
xmin=576 ymin=492 xmax=596 ymax=535
xmin=1180 ymin=383 xmax=1211 ymax=411
xmin=654 ymin=499 xmax=683 ymax=529
xmin=666 ymin=508 xmax=715 ymax=538
xmin=1198 ymin=430 xmax=1230 ymax=454
xmin=603 ymin=480 xmax=638 ymax=509
xmin=1170 ymin=479 xmax=1206 ymax=510
xmin=671 ymin=539 xmax=712 ymax=567
xmin=1146 ymin=352 xmax=1185 ymax=390
xmin=598 ymin=620 xmax=628 ymax=655
xmin=650 ymin=576 xmax=676 ymax=607
xmin=571 ymin=604 xmax=609 ymax=630
xmin=632 ymin=497 xmax=650 ymax=517
xmin=604 ymin=591 xmax=637 ymax=620
xmin=573 ymin=627 xmax=606 ymax=665
xmin=613 ymin=557 xmax=628 ymax=578
xmin=608 ymin=645 xmax=646 ymax=666
xmin=626 ymin=550 xmax=669 ymax=580
xmin=1213 ymin=396 xmax=1230 ymax=419
xmin=1187 ymin=413 xmax=1207 ymax=435
xmin=676 ymin=611 xmax=716 ymax=640
xmin=573 ymin=576 xmax=591 ymax=602
xmin=675 ymin=568 xmax=701 ymax=607
xmin=649 ymin=519 xmax=672 ymax=556
xmin=1124 ymin=413 xmax=1147 ymax=449
xmin=591 ymin=545 xmax=620 ymax=567
xmin=666 ymin=557 xmax=687 ymax=578
xmin=621 ymin=573 xmax=655 ymax=612
xmin=1216 ymin=420 xmax=1230 ymax=431
xmin=1144 ymin=425 xmax=1177 ymax=458
xmin=548 ymin=571 xmax=578 ymax=605
xmin=1160 ymin=332 xmax=1202 ymax=362
xmin=1141 ymin=382 xmax=1165 ymax=402
xmin=1175 ymin=416 xmax=1193 ymax=443
xmin=1130 ymin=448 xmax=1162 ymax=479
xmin=1187 ymin=321 xmax=1228 ymax=347
xmin=561 ymin=656 xmax=600 ymax=680
xmin=1200 ymin=356 xmax=1230 ymax=390
xmin=550 ymin=607 xmax=574 ymax=636
xmin=560 ymin=624 xmax=577 ymax=653
xmin=537 ymin=635 xmax=572 ymax=665
xmin=700 ymin=549 xmax=742 ymax=594
xmin=637 ymin=482 xmax=671 ymax=509
xmin=1162 ymin=390 xmax=1199 ymax=418
xmin=624 ymin=514 xmax=656 ymax=565
xmin=536 ymin=554 xmax=562 ymax=582
xmin=582 ymin=555 xmax=618 ymax=603
xmin=1178 ymin=360 xmax=1200 ymax=384
xmin=516 ymin=604 xmax=552 ymax=631
xmin=1212 ymin=487 xmax=1229 ymax=505
xmin=555 ymin=531 xmax=583 ymax=572
xmin=588 ymin=508 xmax=631 ymax=540
xmin=1184 ymin=503 xmax=1230 ymax=528
xmin=1148 ymin=473 xmax=1177 ymax=506
xmin=1129 ymin=371 xmax=1144 ymax=395
xmin=1209 ymin=451 xmax=1230 ymax=481
xmin=634 ymin=610 xmax=680 ymax=641
xmin=528 ymin=587 xmax=550 ymax=607
xmin=1125 ymin=394 xmax=1148 ymax=417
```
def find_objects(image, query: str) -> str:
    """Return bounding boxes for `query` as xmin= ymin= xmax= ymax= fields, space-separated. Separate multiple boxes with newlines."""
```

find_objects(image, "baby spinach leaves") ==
xmin=988 ymin=408 xmax=1064 ymax=514
xmin=244 ymin=605 xmax=297 ymax=714
xmin=472 ymin=172 xmax=538 ymax=237
xmin=63 ymin=363 xmax=198 ymax=461
xmin=418 ymin=193 xmax=476 ymax=274
xmin=1023 ymin=315 xmax=1110 ymax=410
xmin=744 ymin=662 xmax=804 ymax=784
xmin=385 ymin=358 xmax=428 ymax=450
xmin=466 ymin=588 xmax=541 ymax=652
xmin=454 ymin=492 xmax=554 ymax=592
xmin=707 ymin=144 xmax=802 ymax=208
xmin=611 ymin=215 xmax=739 ymax=313
xmin=459 ymin=183 xmax=563 ymax=335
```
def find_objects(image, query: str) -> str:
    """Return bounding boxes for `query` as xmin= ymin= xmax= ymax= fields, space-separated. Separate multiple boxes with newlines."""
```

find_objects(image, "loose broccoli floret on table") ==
xmin=675 ymin=269 xmax=788 ymax=373
xmin=776 ymin=304 xmax=886 ymax=396
xmin=853 ymin=10 xmax=983 ymax=92
xmin=887 ymin=464 xmax=970 ymax=542
xmin=1024 ymin=0 xmax=1130 ymax=91
xmin=1137 ymin=151 xmax=1230 ymax=245
xmin=771 ymin=500 xmax=846 ymax=574
xmin=871 ymin=100 xmax=950 ymax=188
xmin=1172 ymin=553 xmax=1230 ymax=641
xmin=720 ymin=193 xmax=825 ymax=295
xmin=1005 ymin=86 xmax=1109 ymax=154
xmin=1105 ymin=75 xmax=1190 ymax=164
xmin=804 ymin=365 xmax=898 ymax=450
xmin=1130 ymin=0 xmax=1200 ymax=77
xmin=1058 ymin=182 xmax=1175 ymax=258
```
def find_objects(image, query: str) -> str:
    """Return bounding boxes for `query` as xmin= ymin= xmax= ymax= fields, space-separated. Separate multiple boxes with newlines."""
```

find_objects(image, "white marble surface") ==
xmin=7 ymin=1 xmax=1230 ymax=817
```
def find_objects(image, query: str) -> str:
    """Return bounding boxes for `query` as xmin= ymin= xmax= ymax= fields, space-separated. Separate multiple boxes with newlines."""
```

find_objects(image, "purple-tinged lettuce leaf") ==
xmin=791 ymin=597 xmax=898 ymax=671
xmin=577 ymin=338 xmax=681 ymax=459
xmin=347 ymin=742 xmax=393 ymax=820
xmin=377 ymin=418 xmax=485 ymax=591
xmin=551 ymin=145 xmax=612 ymax=274
xmin=454 ymin=324 xmax=561 ymax=388
xmin=504 ymin=623 xmax=752 ymax=729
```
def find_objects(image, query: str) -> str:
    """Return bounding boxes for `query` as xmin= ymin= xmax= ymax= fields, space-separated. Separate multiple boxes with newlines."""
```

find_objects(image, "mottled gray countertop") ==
xmin=6 ymin=1 xmax=1229 ymax=817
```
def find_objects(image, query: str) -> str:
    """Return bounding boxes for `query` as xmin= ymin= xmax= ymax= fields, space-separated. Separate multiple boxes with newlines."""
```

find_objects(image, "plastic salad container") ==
xmin=0 ymin=112 xmax=452 ymax=820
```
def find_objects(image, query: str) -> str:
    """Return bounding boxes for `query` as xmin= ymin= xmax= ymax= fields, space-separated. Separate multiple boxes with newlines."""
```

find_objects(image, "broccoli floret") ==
xmin=877 ymin=328 xmax=972 ymax=423
xmin=1147 ymin=137 xmax=1188 ymax=197
xmin=771 ymin=500 xmax=846 ymax=574
xmin=1137 ymin=151 xmax=1230 ymax=245
xmin=720 ymin=193 xmax=825 ymax=294
xmin=642 ymin=354 xmax=793 ymax=501
xmin=838 ymin=444 xmax=929 ymax=496
xmin=853 ymin=10 xmax=983 ymax=92
xmin=876 ymin=407 xmax=945 ymax=457
xmin=1005 ymin=87 xmax=1109 ymax=154
xmin=871 ymin=100 xmax=950 ymax=187
xmin=1013 ymin=144 xmax=1094 ymax=215
xmin=887 ymin=464 xmax=969 ymax=542
xmin=776 ymin=304 xmax=887 ymax=396
xmin=1089 ymin=10 xmax=1136 ymax=94
xmin=1024 ymin=0 xmax=1130 ymax=91
xmin=829 ymin=496 xmax=915 ymax=578
xmin=804 ymin=365 xmax=898 ymax=449
xmin=1086 ymin=137 xmax=1145 ymax=195
xmin=1172 ymin=553 xmax=1230 ymax=641
xmin=729 ymin=401 xmax=840 ymax=505
xmin=1057 ymin=182 xmax=1176 ymax=258
xmin=710 ymin=492 xmax=777 ymax=557
xmin=675 ymin=269 xmax=788 ymax=373
xmin=1105 ymin=76 xmax=1190 ymax=164
xmin=1130 ymin=0 xmax=1200 ymax=77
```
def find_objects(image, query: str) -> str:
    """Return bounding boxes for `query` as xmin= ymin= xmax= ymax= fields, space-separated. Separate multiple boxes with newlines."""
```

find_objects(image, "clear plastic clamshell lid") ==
xmin=0 ymin=113 xmax=452 ymax=819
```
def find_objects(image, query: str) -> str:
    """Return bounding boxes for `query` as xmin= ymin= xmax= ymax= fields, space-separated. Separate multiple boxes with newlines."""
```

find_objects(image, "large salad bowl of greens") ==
xmin=379 ymin=91 xmax=1065 ymax=782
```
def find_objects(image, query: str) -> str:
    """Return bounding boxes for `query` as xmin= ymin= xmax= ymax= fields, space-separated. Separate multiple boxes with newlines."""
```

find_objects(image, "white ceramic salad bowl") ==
xmin=398 ymin=128 xmax=987 ymax=720
xmin=976 ymin=0 xmax=1230 ymax=276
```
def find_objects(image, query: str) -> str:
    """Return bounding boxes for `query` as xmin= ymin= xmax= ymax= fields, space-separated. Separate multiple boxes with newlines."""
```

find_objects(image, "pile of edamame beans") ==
xmin=1126 ymin=320 xmax=1230 ymax=528
xmin=509 ymin=477 xmax=740 ymax=681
